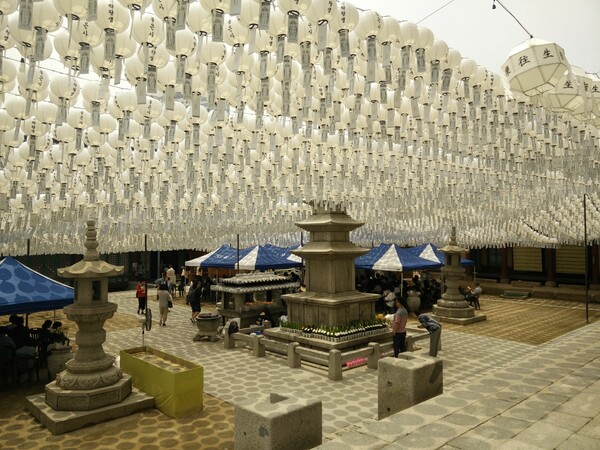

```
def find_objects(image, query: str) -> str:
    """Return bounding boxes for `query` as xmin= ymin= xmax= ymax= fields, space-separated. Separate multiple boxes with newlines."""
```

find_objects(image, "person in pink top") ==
xmin=392 ymin=297 xmax=408 ymax=357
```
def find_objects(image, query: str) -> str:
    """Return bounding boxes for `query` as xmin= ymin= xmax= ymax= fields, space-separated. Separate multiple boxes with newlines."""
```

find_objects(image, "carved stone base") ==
xmin=45 ymin=374 xmax=132 ymax=411
xmin=436 ymin=299 xmax=471 ymax=309
xmin=27 ymin=387 xmax=154 ymax=435
xmin=432 ymin=305 xmax=487 ymax=325
xmin=56 ymin=364 xmax=123 ymax=390
xmin=432 ymin=304 xmax=475 ymax=318
xmin=283 ymin=290 xmax=379 ymax=328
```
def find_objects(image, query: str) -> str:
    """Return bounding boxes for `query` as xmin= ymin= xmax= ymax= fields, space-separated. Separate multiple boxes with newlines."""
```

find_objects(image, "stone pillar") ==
xmin=545 ymin=248 xmax=557 ymax=287
xmin=234 ymin=292 xmax=245 ymax=312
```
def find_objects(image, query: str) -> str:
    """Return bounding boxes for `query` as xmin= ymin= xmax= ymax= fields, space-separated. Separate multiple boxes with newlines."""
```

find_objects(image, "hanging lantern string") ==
xmin=492 ymin=0 xmax=534 ymax=39
xmin=416 ymin=0 xmax=458 ymax=25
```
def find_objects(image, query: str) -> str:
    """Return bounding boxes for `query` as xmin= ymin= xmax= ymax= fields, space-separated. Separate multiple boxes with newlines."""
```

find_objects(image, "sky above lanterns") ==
xmin=350 ymin=0 xmax=600 ymax=75
xmin=0 ymin=0 xmax=599 ymax=256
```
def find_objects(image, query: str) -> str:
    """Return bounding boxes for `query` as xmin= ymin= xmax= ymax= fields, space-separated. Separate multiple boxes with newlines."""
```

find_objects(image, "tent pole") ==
xmin=144 ymin=234 xmax=148 ymax=319
xmin=401 ymin=273 xmax=404 ymax=299
xmin=584 ymin=194 xmax=589 ymax=324
xmin=236 ymin=234 xmax=240 ymax=273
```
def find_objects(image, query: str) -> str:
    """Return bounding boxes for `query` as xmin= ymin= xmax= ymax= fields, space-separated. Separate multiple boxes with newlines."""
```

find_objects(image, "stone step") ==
xmin=501 ymin=291 xmax=530 ymax=299
xmin=558 ymin=284 xmax=585 ymax=291
xmin=506 ymin=287 xmax=532 ymax=294
xmin=511 ymin=281 xmax=541 ymax=288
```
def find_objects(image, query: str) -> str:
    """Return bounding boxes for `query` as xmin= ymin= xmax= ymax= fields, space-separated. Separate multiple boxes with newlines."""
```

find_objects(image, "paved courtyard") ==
xmin=1 ymin=291 xmax=600 ymax=449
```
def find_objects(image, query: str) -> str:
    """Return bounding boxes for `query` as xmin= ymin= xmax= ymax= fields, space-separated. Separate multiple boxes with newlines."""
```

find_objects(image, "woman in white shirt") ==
xmin=157 ymin=283 xmax=173 ymax=326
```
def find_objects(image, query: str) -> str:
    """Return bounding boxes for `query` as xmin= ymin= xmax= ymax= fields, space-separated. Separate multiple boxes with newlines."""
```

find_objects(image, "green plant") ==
xmin=50 ymin=326 xmax=70 ymax=346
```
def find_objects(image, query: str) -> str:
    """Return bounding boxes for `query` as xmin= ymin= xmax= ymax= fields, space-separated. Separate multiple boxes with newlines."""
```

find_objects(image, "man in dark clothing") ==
xmin=418 ymin=314 xmax=442 ymax=357
xmin=189 ymin=279 xmax=202 ymax=323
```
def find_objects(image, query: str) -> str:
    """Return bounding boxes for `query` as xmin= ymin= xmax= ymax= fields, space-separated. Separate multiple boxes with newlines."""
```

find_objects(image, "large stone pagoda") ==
xmin=281 ymin=204 xmax=379 ymax=328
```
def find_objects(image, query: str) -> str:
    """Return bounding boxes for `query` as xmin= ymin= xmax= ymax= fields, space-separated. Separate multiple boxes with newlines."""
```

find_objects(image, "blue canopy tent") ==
xmin=355 ymin=243 xmax=442 ymax=272
xmin=204 ymin=245 xmax=303 ymax=271
xmin=0 ymin=256 xmax=74 ymax=316
xmin=184 ymin=245 xmax=238 ymax=268
xmin=407 ymin=243 xmax=475 ymax=267
xmin=262 ymin=244 xmax=303 ymax=264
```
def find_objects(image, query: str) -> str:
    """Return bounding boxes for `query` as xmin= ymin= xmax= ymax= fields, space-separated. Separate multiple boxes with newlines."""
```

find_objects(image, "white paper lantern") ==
xmin=34 ymin=101 xmax=58 ymax=124
xmin=151 ymin=0 xmax=176 ymax=20
xmin=277 ymin=0 xmax=312 ymax=15
xmin=544 ymin=67 xmax=585 ymax=112
xmin=54 ymin=124 xmax=76 ymax=143
xmin=502 ymin=38 xmax=569 ymax=96
xmin=187 ymin=1 xmax=212 ymax=34
xmin=67 ymin=109 xmax=91 ymax=129
xmin=0 ymin=57 xmax=16 ymax=84
xmin=131 ymin=13 xmax=165 ymax=47
xmin=72 ymin=20 xmax=104 ymax=48
xmin=0 ymin=20 xmax=15 ymax=50
xmin=353 ymin=10 xmax=382 ymax=40
xmin=201 ymin=0 xmax=230 ymax=13
xmin=198 ymin=40 xmax=227 ymax=64
xmin=31 ymin=0 xmax=63 ymax=32
xmin=53 ymin=29 xmax=79 ymax=61
xmin=0 ymin=0 xmax=18 ymax=15
xmin=167 ymin=29 xmax=197 ymax=57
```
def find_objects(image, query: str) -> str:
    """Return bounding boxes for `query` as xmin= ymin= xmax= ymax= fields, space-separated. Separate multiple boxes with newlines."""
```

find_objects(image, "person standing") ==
xmin=417 ymin=314 xmax=442 ymax=357
xmin=136 ymin=279 xmax=147 ymax=314
xmin=157 ymin=283 xmax=172 ymax=327
xmin=392 ymin=297 xmax=408 ymax=357
xmin=471 ymin=282 xmax=482 ymax=310
xmin=166 ymin=264 xmax=176 ymax=294
xmin=188 ymin=279 xmax=202 ymax=323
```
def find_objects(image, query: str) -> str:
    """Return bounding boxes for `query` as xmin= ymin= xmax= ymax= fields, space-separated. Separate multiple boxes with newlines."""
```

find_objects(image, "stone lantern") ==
xmin=45 ymin=220 xmax=131 ymax=410
xmin=432 ymin=227 xmax=486 ymax=324
xmin=27 ymin=220 xmax=153 ymax=435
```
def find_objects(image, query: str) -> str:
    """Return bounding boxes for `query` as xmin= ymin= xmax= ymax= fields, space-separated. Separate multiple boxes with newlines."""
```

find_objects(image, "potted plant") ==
xmin=46 ymin=323 xmax=73 ymax=380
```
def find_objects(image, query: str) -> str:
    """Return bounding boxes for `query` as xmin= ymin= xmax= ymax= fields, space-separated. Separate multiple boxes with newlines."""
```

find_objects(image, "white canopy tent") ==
xmin=0 ymin=0 xmax=598 ymax=255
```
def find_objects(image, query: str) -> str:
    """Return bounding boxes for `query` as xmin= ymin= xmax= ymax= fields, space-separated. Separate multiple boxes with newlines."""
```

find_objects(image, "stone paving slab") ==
xmin=2 ymin=290 xmax=600 ymax=449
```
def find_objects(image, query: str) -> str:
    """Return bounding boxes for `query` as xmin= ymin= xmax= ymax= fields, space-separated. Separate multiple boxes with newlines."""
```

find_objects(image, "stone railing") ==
xmin=223 ymin=325 xmax=433 ymax=381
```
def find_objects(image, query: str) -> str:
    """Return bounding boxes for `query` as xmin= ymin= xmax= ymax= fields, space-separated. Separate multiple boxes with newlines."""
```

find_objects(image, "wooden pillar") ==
xmin=500 ymin=247 xmax=510 ymax=284
xmin=545 ymin=248 xmax=557 ymax=287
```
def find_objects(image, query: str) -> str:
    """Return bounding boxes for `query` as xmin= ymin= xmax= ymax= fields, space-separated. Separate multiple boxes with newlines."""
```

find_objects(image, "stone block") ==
xmin=287 ymin=342 xmax=301 ymax=368
xmin=235 ymin=392 xmax=322 ymax=450
xmin=252 ymin=334 xmax=266 ymax=357
xmin=378 ymin=355 xmax=443 ymax=419
xmin=328 ymin=349 xmax=342 ymax=381
xmin=367 ymin=342 xmax=380 ymax=369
